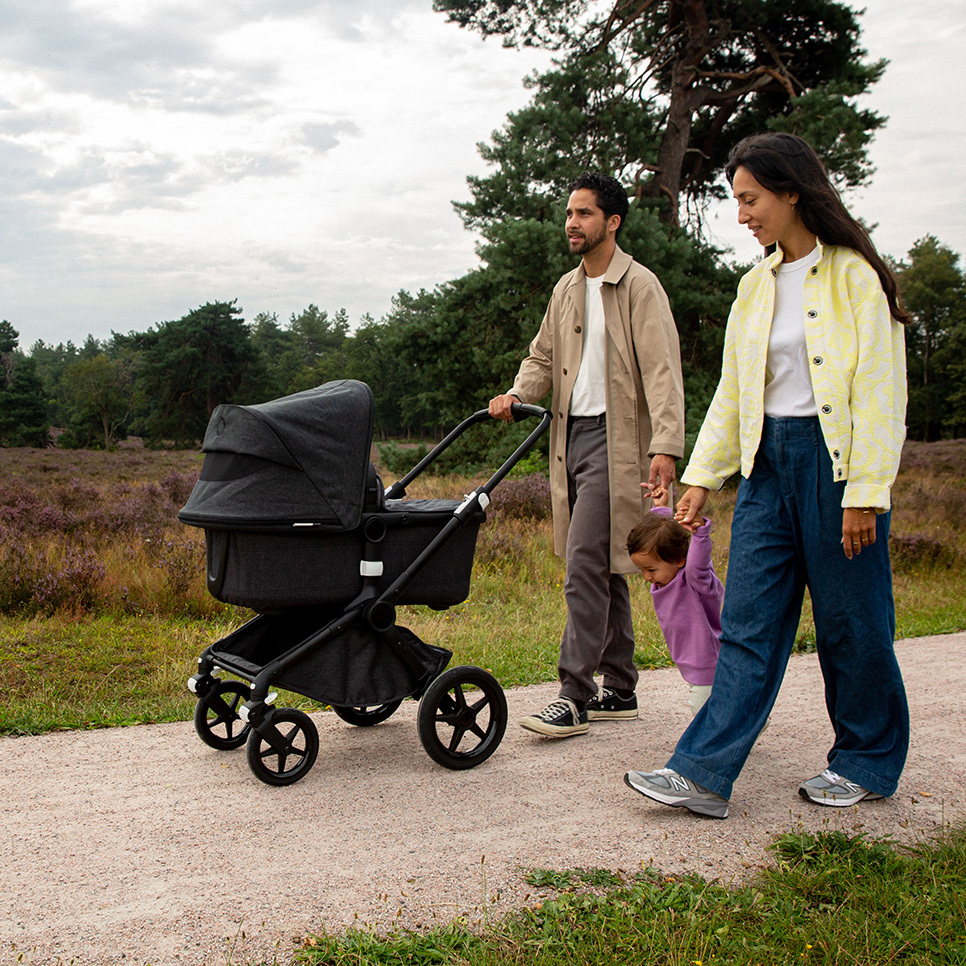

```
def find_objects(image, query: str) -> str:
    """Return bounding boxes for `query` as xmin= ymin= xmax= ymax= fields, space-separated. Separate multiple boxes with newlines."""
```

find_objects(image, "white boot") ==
xmin=688 ymin=684 xmax=712 ymax=717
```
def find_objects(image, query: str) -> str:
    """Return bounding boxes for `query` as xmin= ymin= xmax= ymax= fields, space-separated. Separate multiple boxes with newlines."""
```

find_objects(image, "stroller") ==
xmin=179 ymin=379 xmax=550 ymax=786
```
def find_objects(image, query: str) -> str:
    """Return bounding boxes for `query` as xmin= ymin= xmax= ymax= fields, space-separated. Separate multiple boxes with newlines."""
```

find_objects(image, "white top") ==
xmin=569 ymin=274 xmax=607 ymax=416
xmin=763 ymin=247 xmax=821 ymax=417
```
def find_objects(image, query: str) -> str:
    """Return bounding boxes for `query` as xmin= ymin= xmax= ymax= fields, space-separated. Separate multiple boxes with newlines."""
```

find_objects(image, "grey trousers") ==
xmin=558 ymin=416 xmax=639 ymax=705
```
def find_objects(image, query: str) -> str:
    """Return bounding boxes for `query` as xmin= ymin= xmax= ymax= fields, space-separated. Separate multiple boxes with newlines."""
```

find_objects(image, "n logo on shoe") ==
xmin=668 ymin=774 xmax=691 ymax=792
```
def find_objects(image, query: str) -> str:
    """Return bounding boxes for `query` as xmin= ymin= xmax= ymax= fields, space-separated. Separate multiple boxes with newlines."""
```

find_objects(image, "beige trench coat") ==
xmin=508 ymin=247 xmax=685 ymax=573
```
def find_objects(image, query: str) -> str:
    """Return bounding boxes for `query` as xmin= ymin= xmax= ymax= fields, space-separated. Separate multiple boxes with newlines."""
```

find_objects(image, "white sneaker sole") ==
xmin=519 ymin=717 xmax=588 ymax=737
xmin=586 ymin=708 xmax=638 ymax=720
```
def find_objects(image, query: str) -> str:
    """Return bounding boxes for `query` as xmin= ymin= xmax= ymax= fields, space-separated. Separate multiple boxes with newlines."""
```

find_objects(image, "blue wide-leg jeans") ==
xmin=667 ymin=416 xmax=909 ymax=800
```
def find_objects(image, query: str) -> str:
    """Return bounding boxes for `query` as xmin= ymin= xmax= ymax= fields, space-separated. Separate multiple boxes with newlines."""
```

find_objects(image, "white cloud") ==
xmin=1 ymin=0 xmax=964 ymax=349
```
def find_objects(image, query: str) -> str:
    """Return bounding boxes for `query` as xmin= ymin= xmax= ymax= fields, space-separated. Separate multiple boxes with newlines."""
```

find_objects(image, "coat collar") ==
xmin=767 ymin=239 xmax=826 ymax=273
xmin=564 ymin=245 xmax=634 ymax=291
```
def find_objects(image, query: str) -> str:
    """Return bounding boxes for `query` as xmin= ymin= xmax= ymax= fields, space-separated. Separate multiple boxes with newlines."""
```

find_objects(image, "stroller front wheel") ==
xmin=332 ymin=701 xmax=402 ymax=727
xmin=246 ymin=708 xmax=319 ymax=786
xmin=417 ymin=666 xmax=507 ymax=770
xmin=193 ymin=679 xmax=252 ymax=750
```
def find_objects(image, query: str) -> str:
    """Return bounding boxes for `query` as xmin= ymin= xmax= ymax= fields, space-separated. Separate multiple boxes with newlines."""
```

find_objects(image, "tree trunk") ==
xmin=643 ymin=0 xmax=715 ymax=224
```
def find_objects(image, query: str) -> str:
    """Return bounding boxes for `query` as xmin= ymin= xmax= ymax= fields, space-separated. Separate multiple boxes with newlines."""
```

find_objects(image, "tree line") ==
xmin=2 ymin=0 xmax=964 ymax=455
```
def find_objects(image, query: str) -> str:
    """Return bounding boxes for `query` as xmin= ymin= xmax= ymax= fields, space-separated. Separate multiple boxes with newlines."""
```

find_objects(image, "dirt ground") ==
xmin=2 ymin=632 xmax=964 ymax=966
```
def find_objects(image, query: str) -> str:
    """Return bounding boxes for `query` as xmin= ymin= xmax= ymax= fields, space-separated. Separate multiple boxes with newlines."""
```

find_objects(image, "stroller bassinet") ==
xmin=180 ymin=379 xmax=550 ymax=786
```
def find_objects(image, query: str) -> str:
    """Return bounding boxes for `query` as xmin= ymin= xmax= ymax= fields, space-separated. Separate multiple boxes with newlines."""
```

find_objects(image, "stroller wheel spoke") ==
xmin=468 ymin=694 xmax=492 ymax=714
xmin=418 ymin=666 xmax=508 ymax=770
xmin=447 ymin=726 xmax=469 ymax=752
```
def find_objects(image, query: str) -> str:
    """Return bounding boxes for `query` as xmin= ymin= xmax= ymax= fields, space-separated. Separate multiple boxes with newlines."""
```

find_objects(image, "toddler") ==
xmin=627 ymin=485 xmax=723 ymax=715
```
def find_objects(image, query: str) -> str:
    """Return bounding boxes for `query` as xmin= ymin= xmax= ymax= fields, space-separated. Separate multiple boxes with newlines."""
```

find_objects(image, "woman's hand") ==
xmin=674 ymin=486 xmax=710 ymax=532
xmin=842 ymin=507 xmax=877 ymax=559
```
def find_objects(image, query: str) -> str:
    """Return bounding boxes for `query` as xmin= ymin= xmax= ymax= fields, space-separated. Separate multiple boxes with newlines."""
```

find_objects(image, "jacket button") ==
xmin=837 ymin=469 xmax=843 ymax=478
xmin=562 ymin=368 xmax=567 ymax=375
xmin=812 ymin=356 xmax=823 ymax=365
xmin=557 ymin=455 xmax=563 ymax=461
xmin=833 ymin=449 xmax=840 ymax=458
xmin=574 ymin=325 xmax=582 ymax=333
xmin=821 ymin=404 xmax=832 ymax=414
xmin=810 ymin=266 xmax=818 ymax=275
xmin=558 ymin=412 xmax=564 ymax=419
xmin=807 ymin=310 xmax=818 ymax=318
xmin=771 ymin=268 xmax=778 ymax=277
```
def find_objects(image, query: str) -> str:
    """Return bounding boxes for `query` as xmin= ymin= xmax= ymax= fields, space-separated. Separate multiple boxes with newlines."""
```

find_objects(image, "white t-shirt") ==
xmin=764 ymin=247 xmax=821 ymax=417
xmin=570 ymin=275 xmax=607 ymax=416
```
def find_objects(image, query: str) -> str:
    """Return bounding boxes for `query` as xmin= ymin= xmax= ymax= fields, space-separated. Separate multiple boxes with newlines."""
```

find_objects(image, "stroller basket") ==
xmin=204 ymin=608 xmax=451 ymax=707
xmin=181 ymin=379 xmax=552 ymax=786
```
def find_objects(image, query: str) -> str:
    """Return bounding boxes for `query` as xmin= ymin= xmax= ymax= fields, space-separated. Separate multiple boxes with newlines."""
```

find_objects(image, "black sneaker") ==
xmin=519 ymin=698 xmax=589 ymax=737
xmin=586 ymin=687 xmax=638 ymax=720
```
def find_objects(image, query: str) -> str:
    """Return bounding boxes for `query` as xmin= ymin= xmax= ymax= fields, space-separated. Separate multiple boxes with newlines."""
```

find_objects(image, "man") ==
xmin=489 ymin=172 xmax=685 ymax=738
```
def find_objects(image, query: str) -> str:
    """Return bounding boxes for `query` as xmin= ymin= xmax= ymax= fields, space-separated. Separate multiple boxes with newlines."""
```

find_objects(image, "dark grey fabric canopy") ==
xmin=178 ymin=380 xmax=374 ymax=532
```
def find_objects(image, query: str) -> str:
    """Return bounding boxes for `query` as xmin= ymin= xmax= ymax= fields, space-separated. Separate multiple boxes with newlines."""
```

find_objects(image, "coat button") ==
xmin=562 ymin=368 xmax=567 ymax=375
xmin=811 ymin=266 xmax=818 ymax=275
xmin=557 ymin=455 xmax=563 ymax=462
xmin=812 ymin=356 xmax=823 ymax=365
xmin=807 ymin=310 xmax=818 ymax=318
xmin=771 ymin=268 xmax=777 ymax=277
xmin=821 ymin=404 xmax=832 ymax=414
xmin=574 ymin=326 xmax=582 ymax=333
xmin=833 ymin=449 xmax=840 ymax=458
xmin=837 ymin=468 xmax=843 ymax=478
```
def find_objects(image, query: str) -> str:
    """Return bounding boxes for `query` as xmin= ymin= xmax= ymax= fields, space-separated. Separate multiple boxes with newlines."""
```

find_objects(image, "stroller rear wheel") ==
xmin=332 ymin=701 xmax=402 ymax=726
xmin=193 ymin=680 xmax=252 ymax=750
xmin=246 ymin=708 xmax=319 ymax=786
xmin=417 ymin=666 xmax=507 ymax=770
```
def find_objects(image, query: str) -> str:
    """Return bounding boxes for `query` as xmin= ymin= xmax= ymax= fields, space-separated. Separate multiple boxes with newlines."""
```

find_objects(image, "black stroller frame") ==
xmin=180 ymin=380 xmax=550 ymax=785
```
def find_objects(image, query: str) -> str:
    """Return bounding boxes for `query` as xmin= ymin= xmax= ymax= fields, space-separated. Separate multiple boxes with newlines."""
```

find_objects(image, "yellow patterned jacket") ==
xmin=681 ymin=242 xmax=907 ymax=510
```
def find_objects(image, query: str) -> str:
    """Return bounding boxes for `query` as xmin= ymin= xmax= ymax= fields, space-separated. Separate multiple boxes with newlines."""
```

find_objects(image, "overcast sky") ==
xmin=1 ymin=0 xmax=964 ymax=350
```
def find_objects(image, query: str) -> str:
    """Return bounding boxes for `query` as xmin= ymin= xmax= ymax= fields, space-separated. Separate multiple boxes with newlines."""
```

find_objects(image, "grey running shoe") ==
xmin=519 ymin=698 xmax=588 ymax=737
xmin=586 ymin=686 xmax=638 ymax=720
xmin=624 ymin=768 xmax=729 ymax=819
xmin=799 ymin=768 xmax=884 ymax=807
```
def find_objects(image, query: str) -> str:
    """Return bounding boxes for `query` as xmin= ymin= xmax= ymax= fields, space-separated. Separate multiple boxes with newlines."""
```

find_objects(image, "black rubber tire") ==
xmin=331 ymin=701 xmax=402 ymax=727
xmin=417 ymin=666 xmax=507 ymax=770
xmin=193 ymin=680 xmax=252 ymax=750
xmin=246 ymin=708 xmax=319 ymax=786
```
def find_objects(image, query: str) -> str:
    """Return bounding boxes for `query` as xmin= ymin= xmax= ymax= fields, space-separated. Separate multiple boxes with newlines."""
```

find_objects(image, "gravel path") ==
xmin=2 ymin=632 xmax=964 ymax=966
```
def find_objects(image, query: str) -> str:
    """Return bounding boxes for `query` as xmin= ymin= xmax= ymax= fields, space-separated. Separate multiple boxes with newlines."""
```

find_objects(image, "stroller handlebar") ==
xmin=386 ymin=404 xmax=551 ymax=501
xmin=509 ymin=401 xmax=547 ymax=423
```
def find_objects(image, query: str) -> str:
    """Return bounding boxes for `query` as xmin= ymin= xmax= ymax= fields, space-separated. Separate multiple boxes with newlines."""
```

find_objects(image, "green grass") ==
xmin=294 ymin=826 xmax=966 ymax=965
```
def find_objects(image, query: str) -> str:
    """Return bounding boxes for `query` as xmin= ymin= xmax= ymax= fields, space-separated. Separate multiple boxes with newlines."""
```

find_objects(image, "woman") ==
xmin=624 ymin=132 xmax=909 ymax=819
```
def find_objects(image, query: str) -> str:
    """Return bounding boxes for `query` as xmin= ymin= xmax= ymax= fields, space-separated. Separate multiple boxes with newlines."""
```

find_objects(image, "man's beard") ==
xmin=568 ymin=224 xmax=607 ymax=255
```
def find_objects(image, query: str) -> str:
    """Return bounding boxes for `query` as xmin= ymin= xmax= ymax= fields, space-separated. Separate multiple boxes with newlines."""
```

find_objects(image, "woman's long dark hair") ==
xmin=726 ymin=133 xmax=909 ymax=324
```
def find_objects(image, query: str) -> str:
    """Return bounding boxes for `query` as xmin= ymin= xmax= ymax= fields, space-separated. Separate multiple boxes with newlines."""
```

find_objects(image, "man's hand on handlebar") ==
xmin=488 ymin=393 xmax=519 ymax=421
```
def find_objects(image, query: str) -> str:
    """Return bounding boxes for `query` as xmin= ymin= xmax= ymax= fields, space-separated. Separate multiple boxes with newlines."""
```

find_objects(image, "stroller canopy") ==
xmin=179 ymin=380 xmax=374 ymax=532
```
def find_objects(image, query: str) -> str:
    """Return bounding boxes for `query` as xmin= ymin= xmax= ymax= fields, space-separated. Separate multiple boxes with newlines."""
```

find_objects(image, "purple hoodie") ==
xmin=648 ymin=506 xmax=723 ymax=686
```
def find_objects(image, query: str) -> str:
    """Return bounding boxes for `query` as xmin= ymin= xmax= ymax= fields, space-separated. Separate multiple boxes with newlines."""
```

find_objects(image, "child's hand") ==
xmin=674 ymin=486 xmax=709 ymax=532
xmin=641 ymin=481 xmax=669 ymax=507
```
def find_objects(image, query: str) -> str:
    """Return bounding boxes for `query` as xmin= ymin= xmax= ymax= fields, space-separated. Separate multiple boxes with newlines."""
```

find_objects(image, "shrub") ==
xmin=377 ymin=441 xmax=433 ymax=477
xmin=490 ymin=474 xmax=552 ymax=521
xmin=33 ymin=548 xmax=106 ymax=614
xmin=890 ymin=532 xmax=959 ymax=572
